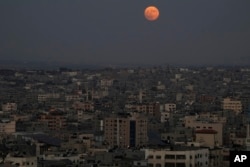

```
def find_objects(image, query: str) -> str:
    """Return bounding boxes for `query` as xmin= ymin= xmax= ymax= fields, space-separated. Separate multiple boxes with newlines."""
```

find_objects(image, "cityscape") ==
xmin=0 ymin=65 xmax=250 ymax=167
xmin=1 ymin=0 xmax=250 ymax=167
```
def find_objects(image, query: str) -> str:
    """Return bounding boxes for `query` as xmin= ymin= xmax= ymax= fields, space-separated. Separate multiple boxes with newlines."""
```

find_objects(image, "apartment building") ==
xmin=125 ymin=102 xmax=160 ymax=117
xmin=2 ymin=103 xmax=17 ymax=112
xmin=39 ymin=112 xmax=66 ymax=131
xmin=72 ymin=101 xmax=94 ymax=111
xmin=184 ymin=116 xmax=223 ymax=146
xmin=195 ymin=129 xmax=218 ymax=149
xmin=222 ymin=98 xmax=242 ymax=114
xmin=145 ymin=146 xmax=209 ymax=167
xmin=5 ymin=155 xmax=37 ymax=167
xmin=0 ymin=119 xmax=15 ymax=134
xmin=104 ymin=113 xmax=147 ymax=148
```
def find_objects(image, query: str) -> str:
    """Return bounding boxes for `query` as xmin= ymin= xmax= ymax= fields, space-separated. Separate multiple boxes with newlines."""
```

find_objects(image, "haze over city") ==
xmin=1 ymin=0 xmax=250 ymax=67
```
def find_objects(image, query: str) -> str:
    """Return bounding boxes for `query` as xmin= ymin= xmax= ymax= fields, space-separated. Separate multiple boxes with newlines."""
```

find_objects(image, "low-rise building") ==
xmin=145 ymin=146 xmax=209 ymax=167
xmin=0 ymin=119 xmax=16 ymax=134
xmin=222 ymin=98 xmax=242 ymax=114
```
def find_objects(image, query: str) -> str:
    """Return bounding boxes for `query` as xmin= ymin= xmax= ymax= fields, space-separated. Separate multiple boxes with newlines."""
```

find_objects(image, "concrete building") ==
xmin=5 ymin=156 xmax=37 ymax=167
xmin=184 ymin=116 xmax=223 ymax=146
xmin=126 ymin=102 xmax=160 ymax=117
xmin=145 ymin=146 xmax=209 ymax=167
xmin=37 ymin=93 xmax=60 ymax=102
xmin=160 ymin=103 xmax=176 ymax=123
xmin=222 ymin=98 xmax=242 ymax=114
xmin=209 ymin=148 xmax=223 ymax=167
xmin=39 ymin=112 xmax=66 ymax=131
xmin=2 ymin=103 xmax=17 ymax=112
xmin=195 ymin=129 xmax=218 ymax=149
xmin=73 ymin=101 xmax=94 ymax=111
xmin=164 ymin=103 xmax=176 ymax=112
xmin=104 ymin=113 xmax=147 ymax=148
xmin=100 ymin=79 xmax=113 ymax=87
xmin=0 ymin=119 xmax=16 ymax=134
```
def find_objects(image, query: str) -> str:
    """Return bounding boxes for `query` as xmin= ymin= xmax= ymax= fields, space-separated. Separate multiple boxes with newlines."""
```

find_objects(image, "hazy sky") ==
xmin=1 ymin=0 xmax=250 ymax=66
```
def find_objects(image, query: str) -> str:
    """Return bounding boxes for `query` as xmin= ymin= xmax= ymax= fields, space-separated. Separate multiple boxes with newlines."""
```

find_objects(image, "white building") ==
xmin=5 ymin=156 xmax=37 ymax=167
xmin=145 ymin=147 xmax=209 ymax=167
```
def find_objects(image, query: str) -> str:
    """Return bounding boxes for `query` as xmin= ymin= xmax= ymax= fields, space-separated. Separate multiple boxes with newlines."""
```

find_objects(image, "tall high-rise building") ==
xmin=104 ymin=113 xmax=147 ymax=148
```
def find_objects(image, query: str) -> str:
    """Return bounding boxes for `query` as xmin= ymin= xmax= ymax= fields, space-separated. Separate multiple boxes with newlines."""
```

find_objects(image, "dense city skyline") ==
xmin=1 ymin=0 xmax=250 ymax=67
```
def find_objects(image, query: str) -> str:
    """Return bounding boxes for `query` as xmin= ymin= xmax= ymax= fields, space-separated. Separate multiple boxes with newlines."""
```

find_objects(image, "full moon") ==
xmin=144 ymin=6 xmax=160 ymax=21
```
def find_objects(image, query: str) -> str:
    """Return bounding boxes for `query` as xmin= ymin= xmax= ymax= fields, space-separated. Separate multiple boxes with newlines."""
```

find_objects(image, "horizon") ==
xmin=1 ymin=0 xmax=250 ymax=66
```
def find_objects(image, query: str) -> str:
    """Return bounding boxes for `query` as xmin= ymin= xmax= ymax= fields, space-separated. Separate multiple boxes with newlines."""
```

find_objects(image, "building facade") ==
xmin=145 ymin=147 xmax=209 ymax=167
xmin=104 ymin=113 xmax=147 ymax=148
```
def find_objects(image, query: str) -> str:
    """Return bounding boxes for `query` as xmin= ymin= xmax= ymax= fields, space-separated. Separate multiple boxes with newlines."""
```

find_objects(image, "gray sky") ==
xmin=1 ymin=0 xmax=250 ymax=66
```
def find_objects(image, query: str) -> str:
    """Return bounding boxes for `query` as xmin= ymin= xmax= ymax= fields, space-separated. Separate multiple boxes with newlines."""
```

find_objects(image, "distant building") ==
xmin=184 ymin=116 xmax=223 ymax=146
xmin=77 ymin=110 xmax=95 ymax=122
xmin=222 ymin=98 xmax=242 ymax=114
xmin=195 ymin=129 xmax=218 ymax=149
xmin=65 ymin=94 xmax=81 ymax=102
xmin=104 ymin=113 xmax=147 ymax=148
xmin=37 ymin=93 xmax=60 ymax=102
xmin=2 ymin=103 xmax=17 ymax=112
xmin=5 ymin=156 xmax=37 ymax=167
xmin=72 ymin=101 xmax=94 ymax=111
xmin=145 ymin=146 xmax=209 ymax=167
xmin=160 ymin=103 xmax=176 ymax=123
xmin=100 ymin=79 xmax=113 ymax=87
xmin=39 ymin=112 xmax=66 ymax=131
xmin=125 ymin=102 xmax=160 ymax=117
xmin=0 ymin=119 xmax=16 ymax=134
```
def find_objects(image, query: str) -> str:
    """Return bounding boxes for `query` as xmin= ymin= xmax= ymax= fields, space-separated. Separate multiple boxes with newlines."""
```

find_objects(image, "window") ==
xmin=148 ymin=155 xmax=153 ymax=159
xmin=148 ymin=163 xmax=154 ymax=167
xmin=176 ymin=155 xmax=186 ymax=159
xmin=156 ymin=155 xmax=161 ymax=159
xmin=165 ymin=154 xmax=175 ymax=159
xmin=156 ymin=164 xmax=162 ymax=167
xmin=165 ymin=163 xmax=175 ymax=167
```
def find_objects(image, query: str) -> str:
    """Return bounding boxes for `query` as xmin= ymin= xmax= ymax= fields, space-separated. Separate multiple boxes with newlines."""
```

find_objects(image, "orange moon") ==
xmin=144 ymin=6 xmax=160 ymax=21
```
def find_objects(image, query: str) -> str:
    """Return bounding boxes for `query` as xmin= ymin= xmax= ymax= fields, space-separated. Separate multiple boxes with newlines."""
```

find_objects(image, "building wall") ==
xmin=184 ymin=117 xmax=223 ymax=146
xmin=104 ymin=117 xmax=130 ymax=148
xmin=195 ymin=133 xmax=218 ymax=148
xmin=164 ymin=103 xmax=176 ymax=112
xmin=2 ymin=103 xmax=17 ymax=111
xmin=73 ymin=101 xmax=94 ymax=111
xmin=222 ymin=98 xmax=242 ymax=114
xmin=104 ymin=114 xmax=147 ymax=148
xmin=209 ymin=149 xmax=223 ymax=167
xmin=40 ymin=114 xmax=66 ymax=131
xmin=145 ymin=148 xmax=209 ymax=167
xmin=0 ymin=120 xmax=16 ymax=134
xmin=6 ymin=156 xmax=37 ymax=167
